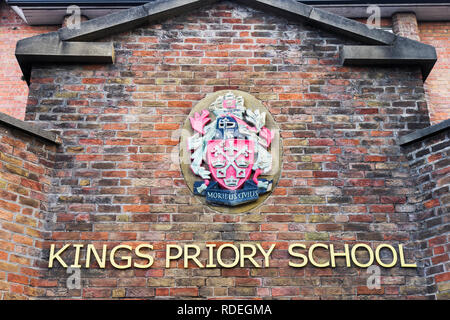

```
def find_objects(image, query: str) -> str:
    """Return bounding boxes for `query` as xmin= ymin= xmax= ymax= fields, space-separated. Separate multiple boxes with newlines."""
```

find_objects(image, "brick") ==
xmin=7 ymin=274 xmax=28 ymax=285
xmin=30 ymin=279 xmax=57 ymax=287
xmin=272 ymin=287 xmax=300 ymax=296
xmin=170 ymin=288 xmax=198 ymax=297
xmin=357 ymin=286 xmax=385 ymax=295
xmin=309 ymin=215 xmax=334 ymax=223
xmin=83 ymin=288 xmax=111 ymax=298
xmin=435 ymin=273 xmax=450 ymax=283
xmin=0 ymin=262 xmax=19 ymax=273
xmin=154 ymin=123 xmax=180 ymax=130
xmin=112 ymin=288 xmax=126 ymax=298
xmin=0 ymin=153 xmax=22 ymax=167
xmin=365 ymin=155 xmax=387 ymax=162
xmin=424 ymin=199 xmax=440 ymax=209
xmin=279 ymin=93 xmax=303 ymax=100
xmin=429 ymin=236 xmax=447 ymax=247
xmin=305 ymin=232 xmax=329 ymax=241
xmin=369 ymin=205 xmax=395 ymax=213
xmin=155 ymin=288 xmax=169 ymax=296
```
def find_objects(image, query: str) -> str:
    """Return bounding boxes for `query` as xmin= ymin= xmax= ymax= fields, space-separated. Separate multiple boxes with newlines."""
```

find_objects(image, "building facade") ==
xmin=0 ymin=0 xmax=448 ymax=300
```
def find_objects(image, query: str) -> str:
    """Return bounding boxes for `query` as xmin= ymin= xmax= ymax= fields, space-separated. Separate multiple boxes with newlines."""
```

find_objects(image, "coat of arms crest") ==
xmin=187 ymin=92 xmax=275 ymax=206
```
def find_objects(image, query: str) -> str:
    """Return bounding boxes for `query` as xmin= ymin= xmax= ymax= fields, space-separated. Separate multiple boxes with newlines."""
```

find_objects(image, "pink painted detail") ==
xmin=252 ymin=168 xmax=262 ymax=184
xmin=190 ymin=109 xmax=211 ymax=134
xmin=223 ymin=99 xmax=236 ymax=109
xmin=228 ymin=113 xmax=273 ymax=147
xmin=228 ymin=114 xmax=258 ymax=133
xmin=204 ymin=179 xmax=210 ymax=186
xmin=260 ymin=127 xmax=274 ymax=147
xmin=207 ymin=139 xmax=255 ymax=190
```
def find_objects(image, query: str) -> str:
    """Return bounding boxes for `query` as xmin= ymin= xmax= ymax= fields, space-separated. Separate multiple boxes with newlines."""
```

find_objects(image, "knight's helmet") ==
xmin=214 ymin=116 xmax=240 ymax=140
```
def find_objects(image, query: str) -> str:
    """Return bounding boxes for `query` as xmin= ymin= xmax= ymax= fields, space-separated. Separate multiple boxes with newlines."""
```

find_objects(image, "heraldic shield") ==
xmin=184 ymin=91 xmax=278 ymax=208
xmin=207 ymin=139 xmax=255 ymax=191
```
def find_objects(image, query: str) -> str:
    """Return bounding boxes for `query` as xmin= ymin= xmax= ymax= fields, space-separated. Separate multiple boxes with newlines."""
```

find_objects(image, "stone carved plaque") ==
xmin=180 ymin=90 xmax=282 ymax=213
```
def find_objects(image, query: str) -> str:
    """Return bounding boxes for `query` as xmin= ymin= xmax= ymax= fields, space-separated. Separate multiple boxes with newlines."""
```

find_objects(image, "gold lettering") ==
xmin=134 ymin=244 xmax=154 ymax=269
xmin=184 ymin=244 xmax=204 ymax=268
xmin=71 ymin=244 xmax=83 ymax=268
xmin=217 ymin=244 xmax=239 ymax=268
xmin=86 ymin=244 xmax=107 ymax=268
xmin=240 ymin=244 xmax=259 ymax=268
xmin=48 ymin=244 xmax=70 ymax=268
xmin=257 ymin=243 xmax=275 ymax=267
xmin=330 ymin=244 xmax=351 ymax=267
xmin=206 ymin=244 xmax=217 ymax=268
xmin=110 ymin=245 xmax=132 ymax=269
xmin=288 ymin=243 xmax=308 ymax=268
xmin=351 ymin=243 xmax=374 ymax=268
xmin=166 ymin=245 xmax=182 ymax=268
xmin=309 ymin=243 xmax=330 ymax=268
xmin=399 ymin=244 xmax=417 ymax=268
xmin=375 ymin=244 xmax=397 ymax=268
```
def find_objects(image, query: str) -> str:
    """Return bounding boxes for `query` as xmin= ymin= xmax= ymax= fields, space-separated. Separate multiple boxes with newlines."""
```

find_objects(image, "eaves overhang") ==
xmin=7 ymin=1 xmax=450 ymax=25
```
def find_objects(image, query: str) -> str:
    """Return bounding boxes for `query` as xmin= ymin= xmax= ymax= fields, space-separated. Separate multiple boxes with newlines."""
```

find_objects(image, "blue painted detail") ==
xmin=194 ymin=179 xmax=271 ymax=206
xmin=214 ymin=116 xmax=243 ymax=140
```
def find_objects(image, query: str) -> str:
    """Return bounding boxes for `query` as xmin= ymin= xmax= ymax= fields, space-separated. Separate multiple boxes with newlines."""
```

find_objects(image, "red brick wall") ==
xmin=22 ymin=2 xmax=435 ymax=299
xmin=0 ymin=2 xmax=56 ymax=120
xmin=0 ymin=122 xmax=57 ymax=299
xmin=402 ymin=129 xmax=450 ymax=300
xmin=0 ymin=1 xmax=447 ymax=300
xmin=419 ymin=22 xmax=450 ymax=125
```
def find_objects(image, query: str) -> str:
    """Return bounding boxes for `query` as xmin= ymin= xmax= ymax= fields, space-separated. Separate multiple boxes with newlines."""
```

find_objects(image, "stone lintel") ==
xmin=16 ymin=32 xmax=114 ymax=84
xmin=399 ymin=119 xmax=450 ymax=146
xmin=341 ymin=37 xmax=437 ymax=80
xmin=58 ymin=0 xmax=220 ymax=42
xmin=239 ymin=0 xmax=396 ymax=45
xmin=0 ymin=112 xmax=62 ymax=145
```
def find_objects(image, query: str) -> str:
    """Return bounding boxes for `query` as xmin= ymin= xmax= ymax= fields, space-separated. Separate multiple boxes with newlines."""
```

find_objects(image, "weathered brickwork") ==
xmin=1 ymin=2 xmax=448 ymax=125
xmin=402 ymin=129 xmax=450 ymax=300
xmin=0 ymin=122 xmax=57 ymax=299
xmin=392 ymin=13 xmax=420 ymax=42
xmin=419 ymin=21 xmax=450 ymax=125
xmin=17 ymin=2 xmax=440 ymax=299
xmin=0 ymin=2 xmax=57 ymax=120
